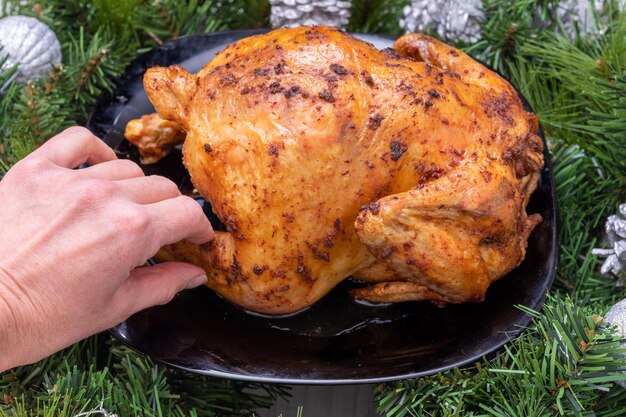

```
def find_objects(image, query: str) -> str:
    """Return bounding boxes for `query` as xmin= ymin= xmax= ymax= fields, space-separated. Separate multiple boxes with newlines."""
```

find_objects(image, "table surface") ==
xmin=256 ymin=384 xmax=380 ymax=417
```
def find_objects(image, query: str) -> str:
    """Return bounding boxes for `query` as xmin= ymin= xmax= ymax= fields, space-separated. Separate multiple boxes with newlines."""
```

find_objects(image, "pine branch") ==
xmin=348 ymin=0 xmax=410 ymax=35
xmin=63 ymin=27 xmax=134 ymax=113
xmin=30 ymin=0 xmax=95 ymax=45
xmin=1 ymin=335 xmax=288 ymax=416
xmin=0 ymin=0 xmax=30 ymax=18
xmin=463 ymin=0 xmax=576 ymax=74
xmin=4 ymin=80 xmax=76 ymax=161
xmin=142 ymin=0 xmax=225 ymax=39
xmin=213 ymin=0 xmax=270 ymax=30
xmin=551 ymin=144 xmax=623 ymax=304
xmin=0 ymin=49 xmax=20 ymax=174
xmin=375 ymin=296 xmax=626 ymax=417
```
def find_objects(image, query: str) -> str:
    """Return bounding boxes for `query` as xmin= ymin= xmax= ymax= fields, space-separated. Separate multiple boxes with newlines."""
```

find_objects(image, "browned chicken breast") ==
xmin=139 ymin=26 xmax=543 ymax=315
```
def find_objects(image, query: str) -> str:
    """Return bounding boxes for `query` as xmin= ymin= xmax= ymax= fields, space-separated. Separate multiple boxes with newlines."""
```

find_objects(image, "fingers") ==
xmin=80 ymin=159 xmax=180 ymax=203
xmin=145 ymin=195 xmax=215 ymax=245
xmin=113 ymin=262 xmax=207 ymax=317
xmin=116 ymin=175 xmax=181 ymax=204
xmin=79 ymin=158 xmax=145 ymax=180
xmin=36 ymin=126 xmax=117 ymax=168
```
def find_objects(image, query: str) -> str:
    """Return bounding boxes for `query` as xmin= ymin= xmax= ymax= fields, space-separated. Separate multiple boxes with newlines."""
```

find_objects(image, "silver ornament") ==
xmin=269 ymin=0 xmax=352 ymax=29
xmin=604 ymin=298 xmax=626 ymax=388
xmin=549 ymin=0 xmax=606 ymax=38
xmin=544 ymin=0 xmax=625 ymax=39
xmin=592 ymin=204 xmax=626 ymax=283
xmin=0 ymin=15 xmax=62 ymax=83
xmin=399 ymin=0 xmax=484 ymax=43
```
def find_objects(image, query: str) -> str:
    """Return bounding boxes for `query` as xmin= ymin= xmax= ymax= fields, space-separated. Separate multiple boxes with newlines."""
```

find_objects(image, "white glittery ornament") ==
xmin=592 ymin=204 xmax=626 ymax=283
xmin=0 ymin=15 xmax=61 ymax=83
xmin=604 ymin=298 xmax=626 ymax=388
xmin=269 ymin=0 xmax=352 ymax=29
xmin=399 ymin=0 xmax=484 ymax=43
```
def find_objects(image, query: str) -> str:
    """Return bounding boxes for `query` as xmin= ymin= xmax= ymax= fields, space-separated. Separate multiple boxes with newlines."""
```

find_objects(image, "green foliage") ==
xmin=375 ymin=296 xmax=626 ymax=417
xmin=0 ymin=0 xmax=29 ymax=18
xmin=0 ymin=336 xmax=289 ymax=416
xmin=0 ymin=53 xmax=18 ymax=173
xmin=348 ymin=0 xmax=410 ymax=35
xmin=140 ymin=0 xmax=225 ymax=39
xmin=464 ymin=0 xmax=554 ymax=73
xmin=63 ymin=28 xmax=133 ymax=110
xmin=213 ymin=0 xmax=270 ymax=29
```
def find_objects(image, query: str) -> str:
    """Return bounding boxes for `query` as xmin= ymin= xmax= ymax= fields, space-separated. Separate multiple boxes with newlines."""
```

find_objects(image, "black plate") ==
xmin=88 ymin=30 xmax=558 ymax=384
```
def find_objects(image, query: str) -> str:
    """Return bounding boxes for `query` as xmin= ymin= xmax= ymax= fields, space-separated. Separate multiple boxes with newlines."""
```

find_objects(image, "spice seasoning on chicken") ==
xmin=318 ymin=90 xmax=335 ymax=103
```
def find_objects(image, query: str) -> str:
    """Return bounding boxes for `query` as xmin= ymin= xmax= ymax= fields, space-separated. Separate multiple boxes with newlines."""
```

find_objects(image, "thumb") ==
xmin=113 ymin=262 xmax=207 ymax=319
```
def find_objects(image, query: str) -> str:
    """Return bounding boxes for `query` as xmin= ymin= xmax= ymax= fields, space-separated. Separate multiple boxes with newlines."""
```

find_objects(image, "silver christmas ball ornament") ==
xmin=270 ymin=0 xmax=352 ymax=29
xmin=604 ymin=298 xmax=626 ymax=388
xmin=0 ymin=16 xmax=62 ymax=83
xmin=592 ymin=204 xmax=626 ymax=281
xmin=555 ymin=0 xmax=626 ymax=38
xmin=399 ymin=0 xmax=484 ymax=43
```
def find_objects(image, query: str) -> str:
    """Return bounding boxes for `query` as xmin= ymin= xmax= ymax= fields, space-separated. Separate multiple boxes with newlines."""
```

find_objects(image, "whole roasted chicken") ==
xmin=134 ymin=26 xmax=544 ymax=315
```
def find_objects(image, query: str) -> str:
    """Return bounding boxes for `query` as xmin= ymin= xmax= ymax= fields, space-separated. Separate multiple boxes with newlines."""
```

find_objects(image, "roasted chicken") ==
xmin=137 ymin=26 xmax=543 ymax=315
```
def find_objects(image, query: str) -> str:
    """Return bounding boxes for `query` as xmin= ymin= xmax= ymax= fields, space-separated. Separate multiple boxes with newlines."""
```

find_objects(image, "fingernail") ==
xmin=186 ymin=274 xmax=207 ymax=289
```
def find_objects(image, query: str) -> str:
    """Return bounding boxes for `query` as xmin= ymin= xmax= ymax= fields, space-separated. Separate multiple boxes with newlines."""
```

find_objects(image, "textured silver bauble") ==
xmin=269 ymin=0 xmax=352 ymax=29
xmin=544 ymin=0 xmax=624 ymax=38
xmin=399 ymin=0 xmax=484 ymax=43
xmin=604 ymin=298 xmax=626 ymax=388
xmin=0 ymin=15 xmax=62 ymax=83
xmin=592 ymin=204 xmax=626 ymax=282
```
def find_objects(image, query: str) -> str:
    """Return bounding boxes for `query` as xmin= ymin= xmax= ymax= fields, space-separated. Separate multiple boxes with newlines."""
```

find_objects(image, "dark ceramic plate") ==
xmin=88 ymin=30 xmax=558 ymax=384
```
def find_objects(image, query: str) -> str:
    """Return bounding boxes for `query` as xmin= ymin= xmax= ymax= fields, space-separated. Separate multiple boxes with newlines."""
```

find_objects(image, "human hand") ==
xmin=0 ymin=127 xmax=214 ymax=371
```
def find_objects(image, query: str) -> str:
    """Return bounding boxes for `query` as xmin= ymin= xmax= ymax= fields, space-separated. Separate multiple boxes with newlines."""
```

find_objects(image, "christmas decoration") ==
xmin=399 ymin=0 xmax=484 ymax=43
xmin=604 ymin=298 xmax=626 ymax=388
xmin=0 ymin=16 xmax=61 ymax=83
xmin=269 ymin=0 xmax=352 ymax=29
xmin=592 ymin=204 xmax=626 ymax=279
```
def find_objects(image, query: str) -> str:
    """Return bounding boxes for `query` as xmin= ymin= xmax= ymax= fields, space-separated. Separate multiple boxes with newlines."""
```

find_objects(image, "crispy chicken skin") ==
xmin=142 ymin=26 xmax=543 ymax=314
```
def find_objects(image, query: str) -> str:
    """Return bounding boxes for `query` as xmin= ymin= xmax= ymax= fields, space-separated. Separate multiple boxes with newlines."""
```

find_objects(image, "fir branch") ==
xmin=0 ymin=158 xmax=8 ymax=176
xmin=464 ymin=0 xmax=544 ymax=73
xmin=375 ymin=296 xmax=626 ymax=417
xmin=91 ymin=0 xmax=144 ymax=40
xmin=214 ymin=0 xmax=270 ymax=30
xmin=0 ymin=0 xmax=30 ymax=18
xmin=64 ymin=27 xmax=134 ymax=113
xmin=30 ymin=0 xmax=94 ymax=46
xmin=348 ymin=0 xmax=410 ymax=36
xmin=141 ymin=0 xmax=225 ymax=40
xmin=0 ymin=50 xmax=20 ymax=173
xmin=1 ymin=335 xmax=287 ymax=417
xmin=4 ymin=81 xmax=76 ymax=161
xmin=551 ymin=144 xmax=623 ymax=303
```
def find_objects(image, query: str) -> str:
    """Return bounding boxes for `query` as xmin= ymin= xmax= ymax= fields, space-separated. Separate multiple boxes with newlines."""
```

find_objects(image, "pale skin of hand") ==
xmin=0 ymin=127 xmax=214 ymax=372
